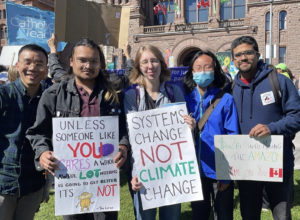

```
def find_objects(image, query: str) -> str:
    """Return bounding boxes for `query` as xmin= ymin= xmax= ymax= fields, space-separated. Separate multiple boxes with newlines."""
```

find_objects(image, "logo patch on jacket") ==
xmin=260 ymin=91 xmax=275 ymax=106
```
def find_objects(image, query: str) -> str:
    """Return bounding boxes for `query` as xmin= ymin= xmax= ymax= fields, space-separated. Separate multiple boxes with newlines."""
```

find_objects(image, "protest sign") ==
xmin=6 ymin=1 xmax=66 ymax=52
xmin=55 ymin=0 xmax=130 ymax=48
xmin=126 ymin=104 xmax=203 ymax=210
xmin=0 ymin=46 xmax=22 ymax=66
xmin=53 ymin=116 xmax=120 ymax=216
xmin=214 ymin=135 xmax=283 ymax=182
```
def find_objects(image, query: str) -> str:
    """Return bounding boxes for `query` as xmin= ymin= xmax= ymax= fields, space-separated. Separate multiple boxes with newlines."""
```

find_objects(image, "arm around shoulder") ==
xmin=26 ymin=85 xmax=58 ymax=170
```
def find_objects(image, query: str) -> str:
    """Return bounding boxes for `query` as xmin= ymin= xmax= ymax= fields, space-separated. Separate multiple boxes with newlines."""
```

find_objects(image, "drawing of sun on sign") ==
xmin=76 ymin=192 xmax=95 ymax=212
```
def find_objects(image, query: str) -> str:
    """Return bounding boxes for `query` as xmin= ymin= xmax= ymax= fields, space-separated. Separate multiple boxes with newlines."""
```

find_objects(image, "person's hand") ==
xmin=123 ymin=42 xmax=130 ymax=59
xmin=114 ymin=145 xmax=128 ymax=168
xmin=47 ymin=34 xmax=58 ymax=54
xmin=249 ymin=124 xmax=271 ymax=138
xmin=183 ymin=114 xmax=196 ymax=130
xmin=39 ymin=151 xmax=59 ymax=175
xmin=131 ymin=175 xmax=143 ymax=191
xmin=217 ymin=181 xmax=229 ymax=191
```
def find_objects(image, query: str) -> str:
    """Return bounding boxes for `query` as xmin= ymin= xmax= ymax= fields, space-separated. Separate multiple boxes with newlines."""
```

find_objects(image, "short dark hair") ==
xmin=182 ymin=50 xmax=226 ymax=94
xmin=18 ymin=44 xmax=48 ymax=63
xmin=0 ymin=65 xmax=6 ymax=72
xmin=231 ymin=36 xmax=259 ymax=57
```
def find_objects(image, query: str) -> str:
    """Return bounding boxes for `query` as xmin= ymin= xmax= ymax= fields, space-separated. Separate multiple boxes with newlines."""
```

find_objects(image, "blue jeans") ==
xmin=191 ymin=176 xmax=234 ymax=220
xmin=238 ymin=170 xmax=294 ymax=220
xmin=134 ymin=191 xmax=181 ymax=220
xmin=131 ymin=158 xmax=181 ymax=220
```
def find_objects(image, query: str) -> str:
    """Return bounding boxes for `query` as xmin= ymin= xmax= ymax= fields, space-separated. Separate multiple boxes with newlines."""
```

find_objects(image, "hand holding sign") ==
xmin=249 ymin=124 xmax=271 ymax=138
xmin=47 ymin=34 xmax=59 ymax=54
xmin=40 ymin=151 xmax=59 ymax=175
xmin=114 ymin=145 xmax=128 ymax=168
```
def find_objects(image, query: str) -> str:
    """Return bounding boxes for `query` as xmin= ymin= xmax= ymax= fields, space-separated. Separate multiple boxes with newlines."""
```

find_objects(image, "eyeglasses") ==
xmin=140 ymin=59 xmax=160 ymax=68
xmin=233 ymin=50 xmax=258 ymax=60
xmin=21 ymin=61 xmax=45 ymax=71
xmin=75 ymin=58 xmax=100 ymax=68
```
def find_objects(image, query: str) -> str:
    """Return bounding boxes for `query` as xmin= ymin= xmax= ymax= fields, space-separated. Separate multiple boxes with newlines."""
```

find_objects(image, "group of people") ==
xmin=0 ymin=34 xmax=299 ymax=220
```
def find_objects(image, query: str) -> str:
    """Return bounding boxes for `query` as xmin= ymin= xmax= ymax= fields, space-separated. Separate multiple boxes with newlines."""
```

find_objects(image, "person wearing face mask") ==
xmin=182 ymin=50 xmax=239 ymax=220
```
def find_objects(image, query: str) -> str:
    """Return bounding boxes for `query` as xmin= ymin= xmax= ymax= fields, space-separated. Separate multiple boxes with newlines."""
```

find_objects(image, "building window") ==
xmin=114 ymin=56 xmax=118 ymax=70
xmin=279 ymin=47 xmax=286 ymax=63
xmin=186 ymin=0 xmax=208 ymax=23
xmin=279 ymin=11 xmax=286 ymax=30
xmin=154 ymin=1 xmax=174 ymax=25
xmin=1 ymin=29 xmax=4 ymax=39
xmin=266 ymin=12 xmax=270 ymax=31
xmin=0 ymin=11 xmax=2 ymax=19
xmin=3 ymin=10 xmax=5 ymax=19
xmin=221 ymin=0 xmax=245 ymax=20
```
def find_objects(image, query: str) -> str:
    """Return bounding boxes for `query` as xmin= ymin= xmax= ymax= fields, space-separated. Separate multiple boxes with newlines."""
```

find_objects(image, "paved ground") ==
xmin=293 ymin=132 xmax=300 ymax=170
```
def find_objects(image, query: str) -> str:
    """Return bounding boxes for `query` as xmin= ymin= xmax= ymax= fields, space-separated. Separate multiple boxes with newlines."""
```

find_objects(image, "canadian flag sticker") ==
xmin=269 ymin=168 xmax=283 ymax=178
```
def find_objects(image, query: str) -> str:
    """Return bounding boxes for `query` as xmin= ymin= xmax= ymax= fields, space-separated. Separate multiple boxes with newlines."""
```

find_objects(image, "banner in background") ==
xmin=6 ymin=1 xmax=66 ymax=52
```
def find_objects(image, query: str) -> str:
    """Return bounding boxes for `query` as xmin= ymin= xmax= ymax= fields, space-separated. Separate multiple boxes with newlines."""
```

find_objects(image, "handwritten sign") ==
xmin=126 ymin=104 xmax=203 ymax=210
xmin=214 ymin=135 xmax=283 ymax=182
xmin=53 ymin=116 xmax=120 ymax=216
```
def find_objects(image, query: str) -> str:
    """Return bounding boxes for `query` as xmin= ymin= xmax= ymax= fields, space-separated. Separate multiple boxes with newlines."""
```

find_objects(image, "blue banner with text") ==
xmin=6 ymin=1 xmax=66 ymax=52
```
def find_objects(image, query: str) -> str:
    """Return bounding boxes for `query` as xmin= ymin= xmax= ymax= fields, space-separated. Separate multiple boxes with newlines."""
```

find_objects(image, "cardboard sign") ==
xmin=0 ymin=46 xmax=22 ymax=66
xmin=55 ymin=0 xmax=130 ymax=48
xmin=6 ymin=1 xmax=66 ymax=52
xmin=214 ymin=135 xmax=283 ymax=182
xmin=126 ymin=104 xmax=203 ymax=210
xmin=53 ymin=116 xmax=120 ymax=216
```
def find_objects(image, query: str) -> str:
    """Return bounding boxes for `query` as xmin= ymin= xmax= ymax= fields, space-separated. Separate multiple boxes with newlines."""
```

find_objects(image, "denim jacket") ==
xmin=26 ymin=77 xmax=129 ymax=171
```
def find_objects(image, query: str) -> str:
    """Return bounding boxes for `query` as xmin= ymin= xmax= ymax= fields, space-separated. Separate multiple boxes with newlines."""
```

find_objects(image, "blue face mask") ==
xmin=193 ymin=71 xmax=214 ymax=87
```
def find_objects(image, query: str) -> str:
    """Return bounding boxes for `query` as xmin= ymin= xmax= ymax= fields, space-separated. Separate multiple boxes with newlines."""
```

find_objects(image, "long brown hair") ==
xmin=8 ymin=66 xmax=19 ymax=83
xmin=62 ymin=38 xmax=119 ymax=104
xmin=129 ymin=45 xmax=171 ymax=87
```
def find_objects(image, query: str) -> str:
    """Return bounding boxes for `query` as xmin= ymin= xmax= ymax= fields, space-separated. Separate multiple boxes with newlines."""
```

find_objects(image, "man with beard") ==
xmin=227 ymin=36 xmax=300 ymax=220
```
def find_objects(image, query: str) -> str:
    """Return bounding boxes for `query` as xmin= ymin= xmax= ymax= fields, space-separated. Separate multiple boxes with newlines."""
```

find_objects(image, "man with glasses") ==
xmin=0 ymin=44 xmax=49 ymax=220
xmin=228 ymin=36 xmax=300 ymax=220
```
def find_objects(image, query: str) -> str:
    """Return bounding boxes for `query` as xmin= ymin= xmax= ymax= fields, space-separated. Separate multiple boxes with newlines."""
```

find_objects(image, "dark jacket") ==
xmin=230 ymin=61 xmax=300 ymax=171
xmin=26 ymin=77 xmax=129 ymax=171
xmin=0 ymin=78 xmax=45 ymax=196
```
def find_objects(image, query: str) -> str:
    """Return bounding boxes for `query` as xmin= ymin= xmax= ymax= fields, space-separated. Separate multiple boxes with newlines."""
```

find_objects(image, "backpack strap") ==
xmin=197 ymin=89 xmax=226 ymax=133
xmin=165 ymin=83 xmax=175 ymax=103
xmin=230 ymin=80 xmax=235 ymax=95
xmin=135 ymin=86 xmax=140 ymax=109
xmin=268 ymin=69 xmax=282 ymax=107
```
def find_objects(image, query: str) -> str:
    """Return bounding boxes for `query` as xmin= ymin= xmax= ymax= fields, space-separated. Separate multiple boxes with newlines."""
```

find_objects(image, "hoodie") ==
xmin=231 ymin=60 xmax=300 ymax=171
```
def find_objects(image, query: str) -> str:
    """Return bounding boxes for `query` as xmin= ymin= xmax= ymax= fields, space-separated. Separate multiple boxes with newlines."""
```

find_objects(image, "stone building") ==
xmin=123 ymin=0 xmax=300 ymax=76
xmin=0 ymin=0 xmax=54 ymax=54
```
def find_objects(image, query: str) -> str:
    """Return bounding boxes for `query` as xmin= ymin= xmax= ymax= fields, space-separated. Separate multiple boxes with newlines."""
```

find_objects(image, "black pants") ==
xmin=191 ymin=176 xmax=234 ymax=220
xmin=238 ymin=170 xmax=294 ymax=220
xmin=63 ymin=212 xmax=118 ymax=220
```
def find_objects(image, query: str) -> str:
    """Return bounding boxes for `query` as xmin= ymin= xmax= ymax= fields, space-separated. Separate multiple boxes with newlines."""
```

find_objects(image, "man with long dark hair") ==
xmin=27 ymin=38 xmax=129 ymax=220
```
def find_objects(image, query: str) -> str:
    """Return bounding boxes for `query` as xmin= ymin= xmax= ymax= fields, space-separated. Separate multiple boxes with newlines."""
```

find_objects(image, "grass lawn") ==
xmin=34 ymin=170 xmax=300 ymax=220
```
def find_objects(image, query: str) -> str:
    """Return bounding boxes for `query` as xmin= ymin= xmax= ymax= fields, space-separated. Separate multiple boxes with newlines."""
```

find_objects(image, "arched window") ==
xmin=266 ymin=12 xmax=270 ymax=31
xmin=279 ymin=11 xmax=286 ymax=30
xmin=221 ymin=0 xmax=245 ymax=20
xmin=186 ymin=0 xmax=208 ymax=23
